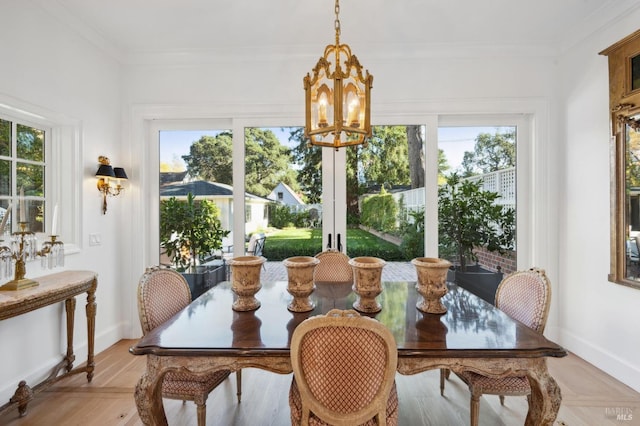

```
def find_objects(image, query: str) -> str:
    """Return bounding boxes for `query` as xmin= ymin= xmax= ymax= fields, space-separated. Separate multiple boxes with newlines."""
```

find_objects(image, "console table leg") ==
xmin=9 ymin=381 xmax=33 ymax=417
xmin=85 ymin=278 xmax=97 ymax=382
xmin=64 ymin=297 xmax=77 ymax=372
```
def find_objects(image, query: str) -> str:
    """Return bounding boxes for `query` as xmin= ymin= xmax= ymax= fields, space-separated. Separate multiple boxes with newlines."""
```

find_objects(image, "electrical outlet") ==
xmin=89 ymin=233 xmax=102 ymax=246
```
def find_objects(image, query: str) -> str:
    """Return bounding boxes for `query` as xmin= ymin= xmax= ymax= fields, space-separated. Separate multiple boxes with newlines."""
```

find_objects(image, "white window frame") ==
xmin=0 ymin=95 xmax=82 ymax=256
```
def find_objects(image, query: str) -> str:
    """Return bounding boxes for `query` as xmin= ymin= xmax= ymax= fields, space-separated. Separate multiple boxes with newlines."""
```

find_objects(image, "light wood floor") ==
xmin=0 ymin=339 xmax=638 ymax=425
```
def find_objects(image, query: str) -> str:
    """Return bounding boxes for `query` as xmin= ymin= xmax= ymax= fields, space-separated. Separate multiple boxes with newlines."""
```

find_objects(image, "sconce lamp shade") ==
xmin=96 ymin=156 xmax=127 ymax=215
xmin=96 ymin=164 xmax=115 ymax=178
xmin=113 ymin=167 xmax=128 ymax=180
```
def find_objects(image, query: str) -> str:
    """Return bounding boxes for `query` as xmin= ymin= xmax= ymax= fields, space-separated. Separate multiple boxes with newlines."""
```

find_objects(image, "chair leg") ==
xmin=470 ymin=392 xmax=480 ymax=426
xmin=440 ymin=369 xmax=446 ymax=396
xmin=499 ymin=395 xmax=505 ymax=405
xmin=196 ymin=401 xmax=207 ymax=426
xmin=236 ymin=370 xmax=242 ymax=403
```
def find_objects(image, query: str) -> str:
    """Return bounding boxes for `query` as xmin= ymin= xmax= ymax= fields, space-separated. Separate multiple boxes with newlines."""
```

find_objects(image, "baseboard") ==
xmin=559 ymin=328 xmax=640 ymax=393
xmin=0 ymin=322 xmax=125 ymax=404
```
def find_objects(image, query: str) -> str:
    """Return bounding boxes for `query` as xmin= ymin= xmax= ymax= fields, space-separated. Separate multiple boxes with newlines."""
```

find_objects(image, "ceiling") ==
xmin=34 ymin=0 xmax=634 ymax=62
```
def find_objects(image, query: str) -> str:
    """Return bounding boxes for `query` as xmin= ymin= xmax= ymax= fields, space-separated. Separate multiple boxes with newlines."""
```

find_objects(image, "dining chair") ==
xmin=314 ymin=249 xmax=353 ymax=283
xmin=137 ymin=266 xmax=242 ymax=426
xmin=289 ymin=309 xmax=399 ymax=426
xmin=440 ymin=267 xmax=552 ymax=426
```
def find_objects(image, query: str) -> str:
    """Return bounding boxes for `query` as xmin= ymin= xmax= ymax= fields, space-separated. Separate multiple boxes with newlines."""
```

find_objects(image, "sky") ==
xmin=159 ymin=126 xmax=512 ymax=172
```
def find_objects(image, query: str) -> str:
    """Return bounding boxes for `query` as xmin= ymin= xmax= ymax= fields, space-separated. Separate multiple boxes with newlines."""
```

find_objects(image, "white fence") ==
xmin=390 ymin=168 xmax=516 ymax=222
xmin=466 ymin=167 xmax=515 ymax=209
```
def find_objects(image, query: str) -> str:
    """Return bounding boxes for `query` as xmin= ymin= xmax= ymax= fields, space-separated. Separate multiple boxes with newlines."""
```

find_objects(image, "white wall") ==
xmin=0 ymin=1 xmax=124 ymax=403
xmin=558 ymin=10 xmax=640 ymax=392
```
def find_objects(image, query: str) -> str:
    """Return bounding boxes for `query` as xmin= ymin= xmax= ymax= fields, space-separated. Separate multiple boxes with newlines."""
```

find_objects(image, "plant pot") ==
xmin=451 ymin=264 xmax=503 ymax=304
xmin=228 ymin=255 xmax=266 ymax=311
xmin=181 ymin=260 xmax=226 ymax=300
xmin=411 ymin=257 xmax=451 ymax=314
xmin=348 ymin=256 xmax=386 ymax=313
xmin=283 ymin=256 xmax=319 ymax=312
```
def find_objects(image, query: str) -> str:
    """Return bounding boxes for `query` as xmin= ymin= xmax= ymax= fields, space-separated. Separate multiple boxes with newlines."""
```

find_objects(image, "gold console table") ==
xmin=0 ymin=270 xmax=98 ymax=416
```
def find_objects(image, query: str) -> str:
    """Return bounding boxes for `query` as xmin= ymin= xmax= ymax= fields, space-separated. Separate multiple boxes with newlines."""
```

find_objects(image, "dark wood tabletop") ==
xmin=131 ymin=281 xmax=566 ymax=360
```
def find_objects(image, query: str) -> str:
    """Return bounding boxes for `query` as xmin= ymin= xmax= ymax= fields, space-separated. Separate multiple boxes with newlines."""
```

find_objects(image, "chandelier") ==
xmin=303 ymin=0 xmax=373 ymax=149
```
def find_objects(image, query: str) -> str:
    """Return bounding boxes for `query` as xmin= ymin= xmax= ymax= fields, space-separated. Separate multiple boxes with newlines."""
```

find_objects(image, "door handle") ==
xmin=337 ymin=233 xmax=342 ymax=252
xmin=327 ymin=233 xmax=332 ymax=249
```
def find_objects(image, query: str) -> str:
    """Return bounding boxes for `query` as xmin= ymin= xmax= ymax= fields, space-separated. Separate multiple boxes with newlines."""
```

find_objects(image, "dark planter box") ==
xmin=182 ymin=260 xmax=226 ymax=300
xmin=448 ymin=265 xmax=503 ymax=305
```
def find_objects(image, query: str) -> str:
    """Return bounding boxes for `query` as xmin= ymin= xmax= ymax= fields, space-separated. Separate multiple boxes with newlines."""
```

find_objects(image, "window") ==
xmin=601 ymin=29 xmax=640 ymax=288
xmin=0 ymin=116 xmax=49 ymax=235
xmin=277 ymin=191 xmax=283 ymax=201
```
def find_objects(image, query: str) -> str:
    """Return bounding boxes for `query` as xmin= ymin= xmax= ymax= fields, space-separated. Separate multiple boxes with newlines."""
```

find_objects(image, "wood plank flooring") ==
xmin=0 ymin=339 xmax=638 ymax=425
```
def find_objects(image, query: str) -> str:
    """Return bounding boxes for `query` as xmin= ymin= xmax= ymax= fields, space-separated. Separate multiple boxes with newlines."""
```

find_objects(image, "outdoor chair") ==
xmin=289 ymin=309 xmax=399 ymax=425
xmin=137 ymin=266 xmax=242 ymax=426
xmin=246 ymin=233 xmax=266 ymax=271
xmin=440 ymin=267 xmax=552 ymax=426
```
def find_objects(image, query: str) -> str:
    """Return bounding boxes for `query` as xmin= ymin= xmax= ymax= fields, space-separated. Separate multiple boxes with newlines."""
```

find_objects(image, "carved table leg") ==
xmin=134 ymin=356 xmax=168 ymax=426
xmin=85 ymin=279 xmax=97 ymax=382
xmin=525 ymin=358 xmax=562 ymax=426
xmin=64 ymin=297 xmax=77 ymax=372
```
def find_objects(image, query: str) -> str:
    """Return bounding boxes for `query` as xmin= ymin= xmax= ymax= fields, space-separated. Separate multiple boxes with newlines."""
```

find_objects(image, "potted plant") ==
xmin=438 ymin=172 xmax=515 ymax=303
xmin=160 ymin=192 xmax=230 ymax=298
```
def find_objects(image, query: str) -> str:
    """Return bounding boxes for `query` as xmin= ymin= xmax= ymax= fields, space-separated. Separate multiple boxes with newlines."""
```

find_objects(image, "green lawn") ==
xmin=262 ymin=228 xmax=405 ymax=261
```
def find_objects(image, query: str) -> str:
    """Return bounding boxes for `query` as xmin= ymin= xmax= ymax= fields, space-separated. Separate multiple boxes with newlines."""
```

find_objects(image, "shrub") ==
xmin=400 ymin=209 xmax=425 ymax=259
xmin=361 ymin=187 xmax=398 ymax=233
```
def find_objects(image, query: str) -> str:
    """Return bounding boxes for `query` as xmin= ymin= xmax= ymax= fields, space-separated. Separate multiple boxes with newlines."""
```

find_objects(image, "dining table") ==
xmin=130 ymin=280 xmax=567 ymax=425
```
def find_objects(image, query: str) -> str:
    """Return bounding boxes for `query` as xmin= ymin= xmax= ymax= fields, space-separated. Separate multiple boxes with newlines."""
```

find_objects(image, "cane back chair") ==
xmin=137 ymin=266 xmax=242 ymax=426
xmin=289 ymin=309 xmax=399 ymax=426
xmin=440 ymin=267 xmax=552 ymax=426
xmin=314 ymin=249 xmax=353 ymax=284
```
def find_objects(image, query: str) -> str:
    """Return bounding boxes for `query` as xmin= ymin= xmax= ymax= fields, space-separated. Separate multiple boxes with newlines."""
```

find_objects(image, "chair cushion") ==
xmin=162 ymin=370 xmax=231 ymax=399
xmin=458 ymin=370 xmax=530 ymax=395
xmin=289 ymin=378 xmax=398 ymax=426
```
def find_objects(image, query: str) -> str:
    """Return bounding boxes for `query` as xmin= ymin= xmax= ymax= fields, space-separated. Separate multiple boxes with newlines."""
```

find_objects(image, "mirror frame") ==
xmin=601 ymin=29 xmax=640 ymax=288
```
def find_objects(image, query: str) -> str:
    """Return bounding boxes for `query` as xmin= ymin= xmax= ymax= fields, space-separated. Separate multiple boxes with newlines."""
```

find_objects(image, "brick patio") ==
xmin=261 ymin=261 xmax=417 ymax=282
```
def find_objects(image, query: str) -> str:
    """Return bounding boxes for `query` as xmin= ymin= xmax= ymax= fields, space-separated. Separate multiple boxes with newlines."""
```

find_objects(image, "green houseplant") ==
xmin=160 ymin=192 xmax=229 ymax=272
xmin=438 ymin=173 xmax=515 ymax=302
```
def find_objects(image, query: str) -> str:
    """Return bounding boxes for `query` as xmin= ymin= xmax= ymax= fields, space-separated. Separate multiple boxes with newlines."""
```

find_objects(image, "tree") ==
xmin=182 ymin=132 xmax=233 ymax=183
xmin=159 ymin=193 xmax=229 ymax=271
xmin=244 ymin=128 xmax=299 ymax=197
xmin=183 ymin=129 xmax=299 ymax=198
xmin=289 ymin=127 xmax=322 ymax=203
xmin=407 ymin=125 xmax=424 ymax=188
xmin=461 ymin=129 xmax=516 ymax=177
xmin=359 ymin=126 xmax=410 ymax=187
xmin=437 ymin=149 xmax=450 ymax=185
xmin=438 ymin=173 xmax=515 ymax=271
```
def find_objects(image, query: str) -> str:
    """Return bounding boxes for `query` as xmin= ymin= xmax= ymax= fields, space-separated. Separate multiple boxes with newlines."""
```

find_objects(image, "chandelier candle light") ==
xmin=303 ymin=0 xmax=373 ymax=149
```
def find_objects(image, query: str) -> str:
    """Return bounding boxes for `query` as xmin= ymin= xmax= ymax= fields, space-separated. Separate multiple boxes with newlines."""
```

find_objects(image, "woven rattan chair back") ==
xmin=314 ymin=249 xmax=353 ymax=284
xmin=137 ymin=266 xmax=192 ymax=335
xmin=495 ymin=267 xmax=552 ymax=334
xmin=289 ymin=309 xmax=398 ymax=426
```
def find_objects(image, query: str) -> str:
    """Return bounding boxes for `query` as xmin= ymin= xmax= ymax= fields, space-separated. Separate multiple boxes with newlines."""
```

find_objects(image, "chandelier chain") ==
xmin=334 ymin=0 xmax=340 ymax=43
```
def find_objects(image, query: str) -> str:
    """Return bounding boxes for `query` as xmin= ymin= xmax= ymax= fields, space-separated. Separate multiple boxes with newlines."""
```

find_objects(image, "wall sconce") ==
xmin=95 ymin=156 xmax=128 ymax=215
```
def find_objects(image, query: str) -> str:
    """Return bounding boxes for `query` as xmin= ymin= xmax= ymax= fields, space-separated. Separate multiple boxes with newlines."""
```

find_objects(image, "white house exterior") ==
xmin=268 ymin=182 xmax=305 ymax=208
